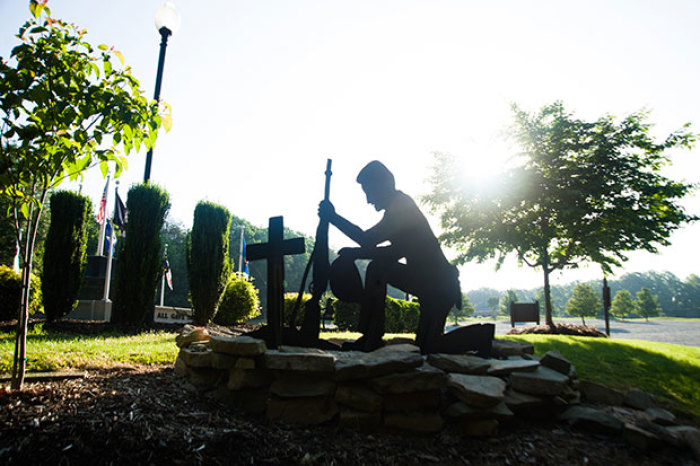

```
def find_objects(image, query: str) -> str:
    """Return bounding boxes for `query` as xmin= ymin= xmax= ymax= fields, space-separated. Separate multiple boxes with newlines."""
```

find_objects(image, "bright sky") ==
xmin=2 ymin=0 xmax=699 ymax=291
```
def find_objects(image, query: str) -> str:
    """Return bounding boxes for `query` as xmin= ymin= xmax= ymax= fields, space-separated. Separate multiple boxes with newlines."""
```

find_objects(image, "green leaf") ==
xmin=99 ymin=160 xmax=109 ymax=177
xmin=20 ymin=203 xmax=29 ymax=219
xmin=29 ymin=1 xmax=43 ymax=18
xmin=98 ymin=44 xmax=108 ymax=51
xmin=163 ymin=113 xmax=173 ymax=132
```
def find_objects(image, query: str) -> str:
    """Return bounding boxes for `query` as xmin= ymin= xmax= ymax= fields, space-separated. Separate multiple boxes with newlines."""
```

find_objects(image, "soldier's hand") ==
xmin=318 ymin=200 xmax=335 ymax=219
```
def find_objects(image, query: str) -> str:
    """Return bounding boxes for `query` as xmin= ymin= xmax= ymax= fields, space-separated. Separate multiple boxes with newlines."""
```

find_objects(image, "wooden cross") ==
xmin=246 ymin=216 xmax=305 ymax=348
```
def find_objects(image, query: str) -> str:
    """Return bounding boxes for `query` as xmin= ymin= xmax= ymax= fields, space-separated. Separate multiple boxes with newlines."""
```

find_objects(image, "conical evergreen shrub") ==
xmin=113 ymin=184 xmax=170 ymax=328
xmin=42 ymin=191 xmax=92 ymax=322
xmin=187 ymin=201 xmax=231 ymax=325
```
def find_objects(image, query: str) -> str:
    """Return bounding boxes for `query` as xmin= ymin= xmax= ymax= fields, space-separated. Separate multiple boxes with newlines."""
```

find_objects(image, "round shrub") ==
xmin=0 ymin=265 xmax=42 ymax=321
xmin=214 ymin=273 xmax=260 ymax=326
xmin=283 ymin=292 xmax=312 ymax=327
xmin=333 ymin=296 xmax=420 ymax=333
xmin=385 ymin=296 xmax=420 ymax=333
xmin=333 ymin=300 xmax=361 ymax=331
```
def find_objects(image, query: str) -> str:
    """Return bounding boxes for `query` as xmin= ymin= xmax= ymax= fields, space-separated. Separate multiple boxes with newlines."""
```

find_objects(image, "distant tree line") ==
xmin=466 ymin=270 xmax=700 ymax=319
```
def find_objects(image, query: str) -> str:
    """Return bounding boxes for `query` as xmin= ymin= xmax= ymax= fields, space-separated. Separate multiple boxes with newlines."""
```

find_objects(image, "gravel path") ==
xmin=493 ymin=318 xmax=700 ymax=347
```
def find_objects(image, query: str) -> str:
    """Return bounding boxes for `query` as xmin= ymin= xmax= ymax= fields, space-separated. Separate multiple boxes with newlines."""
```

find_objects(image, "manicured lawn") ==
xmin=504 ymin=334 xmax=700 ymax=418
xmin=1 ymin=325 xmax=698 ymax=419
xmin=0 ymin=324 xmax=178 ymax=372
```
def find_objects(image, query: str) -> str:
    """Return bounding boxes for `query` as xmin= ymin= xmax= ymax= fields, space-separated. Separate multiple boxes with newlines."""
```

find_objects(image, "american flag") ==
xmin=96 ymin=180 xmax=108 ymax=224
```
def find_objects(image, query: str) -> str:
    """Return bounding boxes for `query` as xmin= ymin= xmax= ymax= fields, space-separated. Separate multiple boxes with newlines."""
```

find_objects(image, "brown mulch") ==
xmin=0 ymin=320 xmax=696 ymax=465
xmin=1 ymin=365 xmax=696 ymax=465
xmin=507 ymin=323 xmax=608 ymax=337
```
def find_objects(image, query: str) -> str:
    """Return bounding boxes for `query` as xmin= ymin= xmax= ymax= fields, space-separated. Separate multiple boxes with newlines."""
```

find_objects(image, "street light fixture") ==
xmin=143 ymin=0 xmax=181 ymax=183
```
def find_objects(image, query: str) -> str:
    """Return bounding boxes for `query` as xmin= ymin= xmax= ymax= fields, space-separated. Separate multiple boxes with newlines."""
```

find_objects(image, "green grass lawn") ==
xmin=504 ymin=334 xmax=700 ymax=419
xmin=1 ymin=325 xmax=698 ymax=419
xmin=0 ymin=324 xmax=178 ymax=372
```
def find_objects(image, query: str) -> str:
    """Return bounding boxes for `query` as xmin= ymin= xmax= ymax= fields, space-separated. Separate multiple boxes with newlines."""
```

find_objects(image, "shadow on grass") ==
xmin=504 ymin=335 xmax=700 ymax=420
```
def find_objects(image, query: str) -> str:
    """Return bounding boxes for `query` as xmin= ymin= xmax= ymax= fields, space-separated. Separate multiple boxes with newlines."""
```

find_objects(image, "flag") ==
xmin=163 ymin=257 xmax=173 ymax=290
xmin=241 ymin=236 xmax=249 ymax=277
xmin=113 ymin=190 xmax=126 ymax=232
xmin=96 ymin=180 xmax=108 ymax=224
xmin=103 ymin=219 xmax=117 ymax=255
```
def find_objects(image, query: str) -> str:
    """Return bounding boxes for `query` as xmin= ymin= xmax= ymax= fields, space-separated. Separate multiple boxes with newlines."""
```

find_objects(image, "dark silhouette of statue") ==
xmin=319 ymin=161 xmax=464 ymax=353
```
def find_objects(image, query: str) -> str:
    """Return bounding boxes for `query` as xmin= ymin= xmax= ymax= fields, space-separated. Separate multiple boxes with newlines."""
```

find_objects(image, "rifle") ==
xmin=292 ymin=159 xmax=332 ymax=345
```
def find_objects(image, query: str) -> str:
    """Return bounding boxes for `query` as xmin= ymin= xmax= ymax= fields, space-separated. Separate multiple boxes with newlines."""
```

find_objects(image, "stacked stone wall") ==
xmin=173 ymin=326 xmax=700 ymax=457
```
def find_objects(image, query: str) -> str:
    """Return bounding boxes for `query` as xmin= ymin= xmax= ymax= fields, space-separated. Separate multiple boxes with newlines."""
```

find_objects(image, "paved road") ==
xmin=489 ymin=318 xmax=700 ymax=348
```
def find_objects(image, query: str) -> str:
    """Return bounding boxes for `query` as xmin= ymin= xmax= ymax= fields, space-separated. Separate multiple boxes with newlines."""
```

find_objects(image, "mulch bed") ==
xmin=1 ymin=365 xmax=695 ymax=465
xmin=1 ymin=320 xmax=696 ymax=464
xmin=507 ymin=323 xmax=608 ymax=337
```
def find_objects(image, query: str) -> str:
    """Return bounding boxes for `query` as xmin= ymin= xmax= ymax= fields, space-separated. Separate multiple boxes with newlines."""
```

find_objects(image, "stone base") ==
xmin=68 ymin=300 xmax=112 ymax=322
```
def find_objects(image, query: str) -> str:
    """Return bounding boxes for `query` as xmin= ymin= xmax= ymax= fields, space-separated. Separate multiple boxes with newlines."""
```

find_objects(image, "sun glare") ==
xmin=457 ymin=140 xmax=514 ymax=192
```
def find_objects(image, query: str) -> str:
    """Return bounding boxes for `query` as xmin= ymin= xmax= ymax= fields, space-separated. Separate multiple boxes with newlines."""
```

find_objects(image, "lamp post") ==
xmin=143 ymin=0 xmax=181 ymax=183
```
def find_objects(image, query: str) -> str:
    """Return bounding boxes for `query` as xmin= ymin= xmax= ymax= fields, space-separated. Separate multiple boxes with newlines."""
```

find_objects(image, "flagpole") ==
xmin=160 ymin=244 xmax=168 ymax=306
xmin=238 ymin=225 xmax=245 ymax=274
xmin=96 ymin=174 xmax=111 ymax=256
xmin=103 ymin=221 xmax=115 ymax=301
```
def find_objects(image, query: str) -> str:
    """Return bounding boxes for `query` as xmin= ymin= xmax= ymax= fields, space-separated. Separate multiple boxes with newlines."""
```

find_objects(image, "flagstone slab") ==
xmin=227 ymin=368 xmax=273 ymax=390
xmin=447 ymin=373 xmax=506 ymax=409
xmin=383 ymin=390 xmax=441 ymax=412
xmin=179 ymin=347 xmax=213 ymax=368
xmin=645 ymin=407 xmax=676 ymax=426
xmin=335 ymin=384 xmax=383 ymax=412
xmin=487 ymin=359 xmax=540 ymax=376
xmin=510 ymin=366 xmax=569 ymax=396
xmin=209 ymin=335 xmax=267 ymax=356
xmin=211 ymin=352 xmax=239 ymax=370
xmin=266 ymin=395 xmax=338 ymax=425
xmin=622 ymin=422 xmax=663 ymax=450
xmin=372 ymin=343 xmax=421 ymax=353
xmin=369 ymin=363 xmax=447 ymax=394
xmin=579 ymin=380 xmax=625 ymax=405
xmin=333 ymin=350 xmax=423 ymax=381
xmin=558 ymin=405 xmax=623 ymax=434
xmin=446 ymin=400 xmax=514 ymax=420
xmin=502 ymin=388 xmax=548 ymax=410
xmin=540 ymin=350 xmax=572 ymax=375
xmin=264 ymin=350 xmax=336 ymax=372
xmin=625 ymin=388 xmax=656 ymax=410
xmin=491 ymin=339 xmax=534 ymax=357
xmin=427 ymin=353 xmax=491 ymax=375
xmin=175 ymin=325 xmax=210 ymax=348
xmin=270 ymin=374 xmax=336 ymax=398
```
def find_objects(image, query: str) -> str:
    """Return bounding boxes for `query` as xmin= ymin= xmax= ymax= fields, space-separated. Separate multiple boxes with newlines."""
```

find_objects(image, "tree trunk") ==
xmin=542 ymin=264 xmax=554 ymax=327
xmin=11 ymin=205 xmax=42 ymax=390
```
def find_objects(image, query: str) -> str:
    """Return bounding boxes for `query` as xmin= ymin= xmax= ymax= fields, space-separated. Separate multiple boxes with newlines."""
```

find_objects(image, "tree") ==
xmin=187 ymin=201 xmax=232 ymax=325
xmin=611 ymin=289 xmax=636 ymax=320
xmin=499 ymin=289 xmax=519 ymax=316
xmin=113 ymin=184 xmax=170 ymax=328
xmin=41 ymin=190 xmax=91 ymax=322
xmin=448 ymin=294 xmax=475 ymax=325
xmin=0 ymin=197 xmax=17 ymax=266
xmin=486 ymin=296 xmax=499 ymax=317
xmin=678 ymin=274 xmax=700 ymax=315
xmin=565 ymin=283 xmax=600 ymax=326
xmin=0 ymin=3 xmax=164 ymax=388
xmin=425 ymin=102 xmax=696 ymax=328
xmin=636 ymin=287 xmax=661 ymax=321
